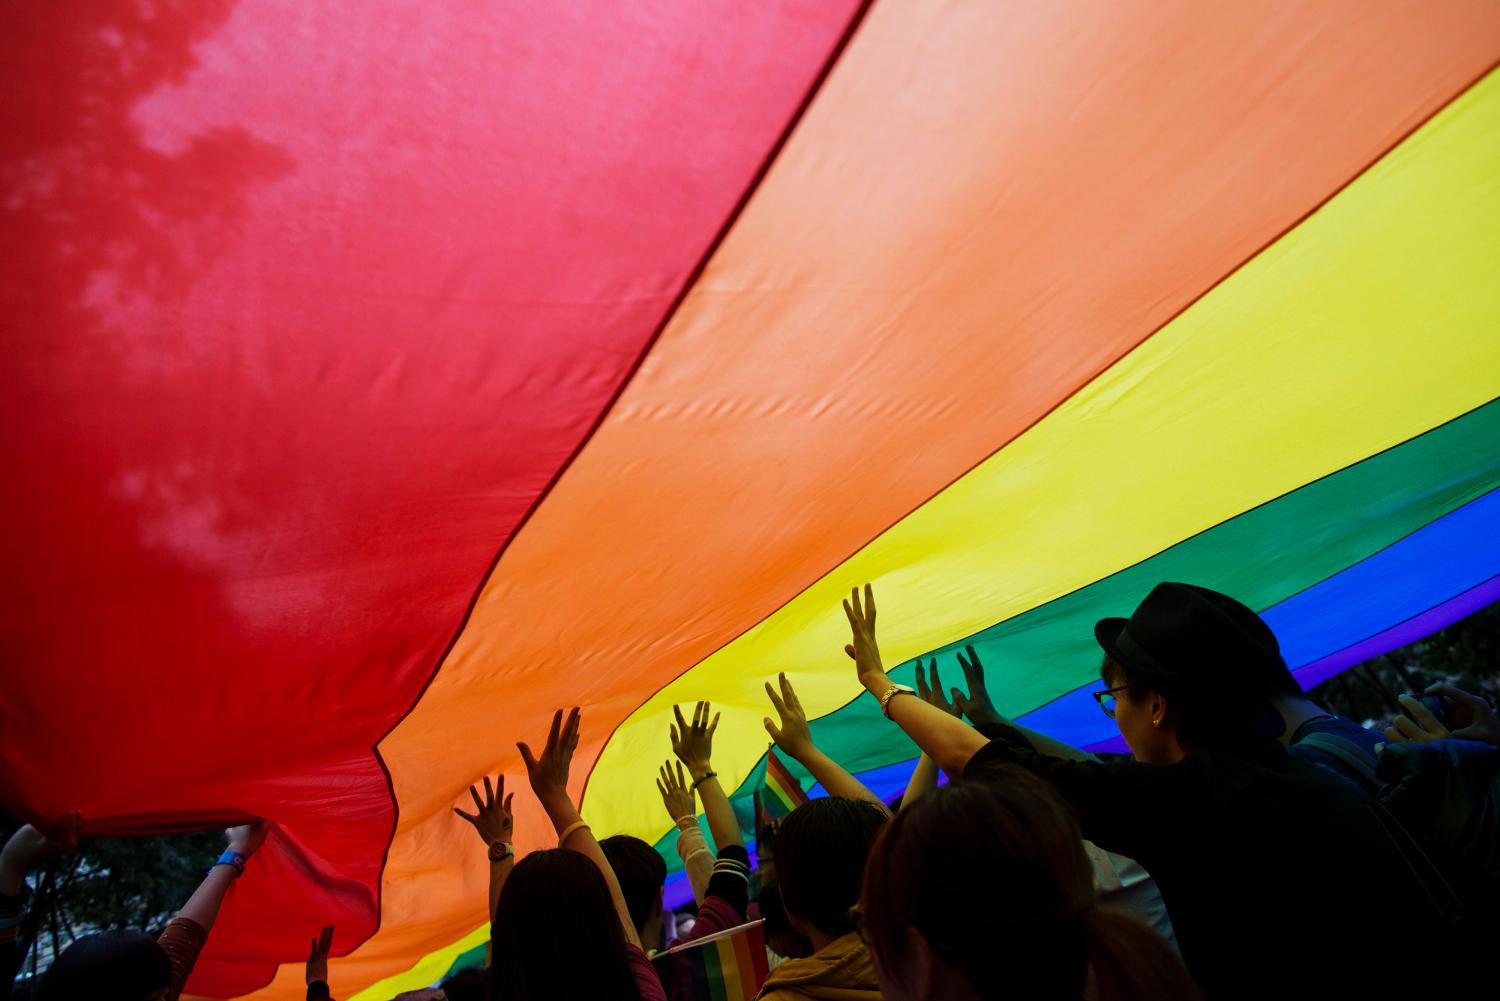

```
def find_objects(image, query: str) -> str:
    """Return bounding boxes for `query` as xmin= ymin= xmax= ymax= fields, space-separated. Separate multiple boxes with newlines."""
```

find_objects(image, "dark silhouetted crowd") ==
xmin=4 ymin=582 xmax=1496 ymax=1000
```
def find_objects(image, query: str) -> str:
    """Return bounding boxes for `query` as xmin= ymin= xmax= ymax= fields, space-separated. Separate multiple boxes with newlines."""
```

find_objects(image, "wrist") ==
xmin=536 ymin=788 xmax=574 ymax=815
xmin=210 ymin=849 xmax=249 ymax=878
xmin=785 ymin=743 xmax=818 ymax=765
xmin=546 ymin=803 xmax=584 ymax=834
xmin=683 ymin=761 xmax=712 ymax=778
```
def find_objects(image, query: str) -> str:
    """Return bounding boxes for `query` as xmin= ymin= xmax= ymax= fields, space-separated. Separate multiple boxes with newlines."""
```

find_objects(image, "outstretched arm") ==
xmin=671 ymin=701 xmax=753 ymax=939
xmin=178 ymin=822 xmax=269 ymax=929
xmin=657 ymin=759 xmax=712 ymax=905
xmin=153 ymin=821 xmax=273 ymax=1001
xmin=519 ymin=708 xmax=641 ymax=947
xmin=453 ymin=774 xmax=516 ymax=920
xmin=844 ymin=586 xmax=1175 ymax=858
xmin=0 ymin=814 xmax=80 ymax=898
xmin=843 ymin=585 xmax=987 ymax=775
xmin=764 ymin=672 xmax=888 ymax=813
xmin=672 ymin=702 xmax=742 ymax=852
xmin=1 ymin=815 xmax=81 ymax=996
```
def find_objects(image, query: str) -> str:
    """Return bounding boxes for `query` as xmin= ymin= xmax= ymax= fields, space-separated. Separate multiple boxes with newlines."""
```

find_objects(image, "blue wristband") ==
xmin=210 ymin=849 xmax=248 ymax=878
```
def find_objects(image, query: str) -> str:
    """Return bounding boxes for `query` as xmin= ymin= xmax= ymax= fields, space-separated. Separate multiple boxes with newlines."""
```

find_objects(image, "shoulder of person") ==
xmin=757 ymin=988 xmax=802 ymax=1001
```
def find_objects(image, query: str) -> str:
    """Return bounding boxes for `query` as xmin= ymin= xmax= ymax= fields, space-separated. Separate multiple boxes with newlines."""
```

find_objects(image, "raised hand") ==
xmin=226 ymin=821 xmax=269 ymax=857
xmin=764 ymin=669 xmax=888 ymax=812
xmin=764 ymin=672 xmax=816 ymax=761
xmin=953 ymin=645 xmax=1004 ymax=726
xmin=454 ymin=774 xmax=515 ymax=846
xmin=843 ymin=584 xmax=885 ymax=688
xmin=1427 ymin=684 xmax=1500 ymax=745
xmin=1386 ymin=693 xmax=1447 ymax=744
xmin=671 ymin=701 xmax=720 ymax=776
xmin=914 ymin=657 xmax=961 ymax=717
xmin=1386 ymin=685 xmax=1500 ymax=746
xmin=657 ymin=759 xmax=696 ymax=821
xmin=306 ymin=924 xmax=334 ymax=986
xmin=519 ymin=707 xmax=582 ymax=804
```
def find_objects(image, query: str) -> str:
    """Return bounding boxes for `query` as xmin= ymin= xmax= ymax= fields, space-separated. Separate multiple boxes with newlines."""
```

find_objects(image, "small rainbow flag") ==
xmin=760 ymin=748 xmax=810 ymax=819
xmin=653 ymin=919 xmax=770 ymax=1001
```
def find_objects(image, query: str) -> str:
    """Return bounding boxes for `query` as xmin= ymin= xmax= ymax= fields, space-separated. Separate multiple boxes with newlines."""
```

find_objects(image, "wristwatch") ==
xmin=488 ymin=841 xmax=514 ymax=863
xmin=878 ymin=683 xmax=916 ymax=719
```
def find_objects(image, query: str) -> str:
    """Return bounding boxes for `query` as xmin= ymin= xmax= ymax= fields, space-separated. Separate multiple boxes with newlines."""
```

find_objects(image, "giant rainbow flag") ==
xmin=2 ymin=2 xmax=1499 ymax=998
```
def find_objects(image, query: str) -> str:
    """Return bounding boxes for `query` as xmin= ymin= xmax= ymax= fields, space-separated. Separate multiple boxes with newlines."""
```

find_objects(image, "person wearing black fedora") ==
xmin=1090 ymin=581 xmax=1286 ymax=760
xmin=951 ymin=584 xmax=1386 ymax=791
xmin=840 ymin=583 xmax=1446 ymax=999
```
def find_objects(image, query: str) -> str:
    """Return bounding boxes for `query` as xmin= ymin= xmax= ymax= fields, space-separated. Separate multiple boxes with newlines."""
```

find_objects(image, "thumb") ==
xmin=844 ymin=644 xmax=857 ymax=659
xmin=764 ymin=718 xmax=783 ymax=744
xmin=517 ymin=742 xmax=537 ymax=771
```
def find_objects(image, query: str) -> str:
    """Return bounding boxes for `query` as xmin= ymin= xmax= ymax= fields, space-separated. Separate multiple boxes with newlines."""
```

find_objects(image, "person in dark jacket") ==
xmin=838 ymin=582 xmax=1447 ymax=999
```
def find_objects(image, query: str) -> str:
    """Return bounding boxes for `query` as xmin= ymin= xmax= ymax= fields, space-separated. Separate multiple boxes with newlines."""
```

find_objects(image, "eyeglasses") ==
xmin=1092 ymin=685 xmax=1135 ymax=719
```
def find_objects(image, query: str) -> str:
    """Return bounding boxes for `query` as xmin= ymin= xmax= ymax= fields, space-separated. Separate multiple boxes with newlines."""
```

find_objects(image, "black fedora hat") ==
xmin=1095 ymin=583 xmax=1286 ymax=706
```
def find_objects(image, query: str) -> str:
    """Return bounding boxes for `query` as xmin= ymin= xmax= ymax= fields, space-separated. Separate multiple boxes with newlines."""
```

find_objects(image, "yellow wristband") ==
xmin=558 ymin=819 xmax=590 ymax=845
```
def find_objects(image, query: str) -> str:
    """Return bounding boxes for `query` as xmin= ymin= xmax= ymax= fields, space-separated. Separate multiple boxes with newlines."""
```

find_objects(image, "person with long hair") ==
xmin=861 ymin=767 xmax=1198 ymax=1000
xmin=488 ymin=707 xmax=666 ymax=1001
xmin=841 ymin=582 xmax=1445 ymax=998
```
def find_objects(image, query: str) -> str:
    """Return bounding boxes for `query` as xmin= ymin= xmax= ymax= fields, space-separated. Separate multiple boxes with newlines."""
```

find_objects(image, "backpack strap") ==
xmin=1365 ymin=796 xmax=1466 ymax=926
xmin=1294 ymin=729 xmax=1382 ymax=791
xmin=1297 ymin=726 xmax=1464 ymax=924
